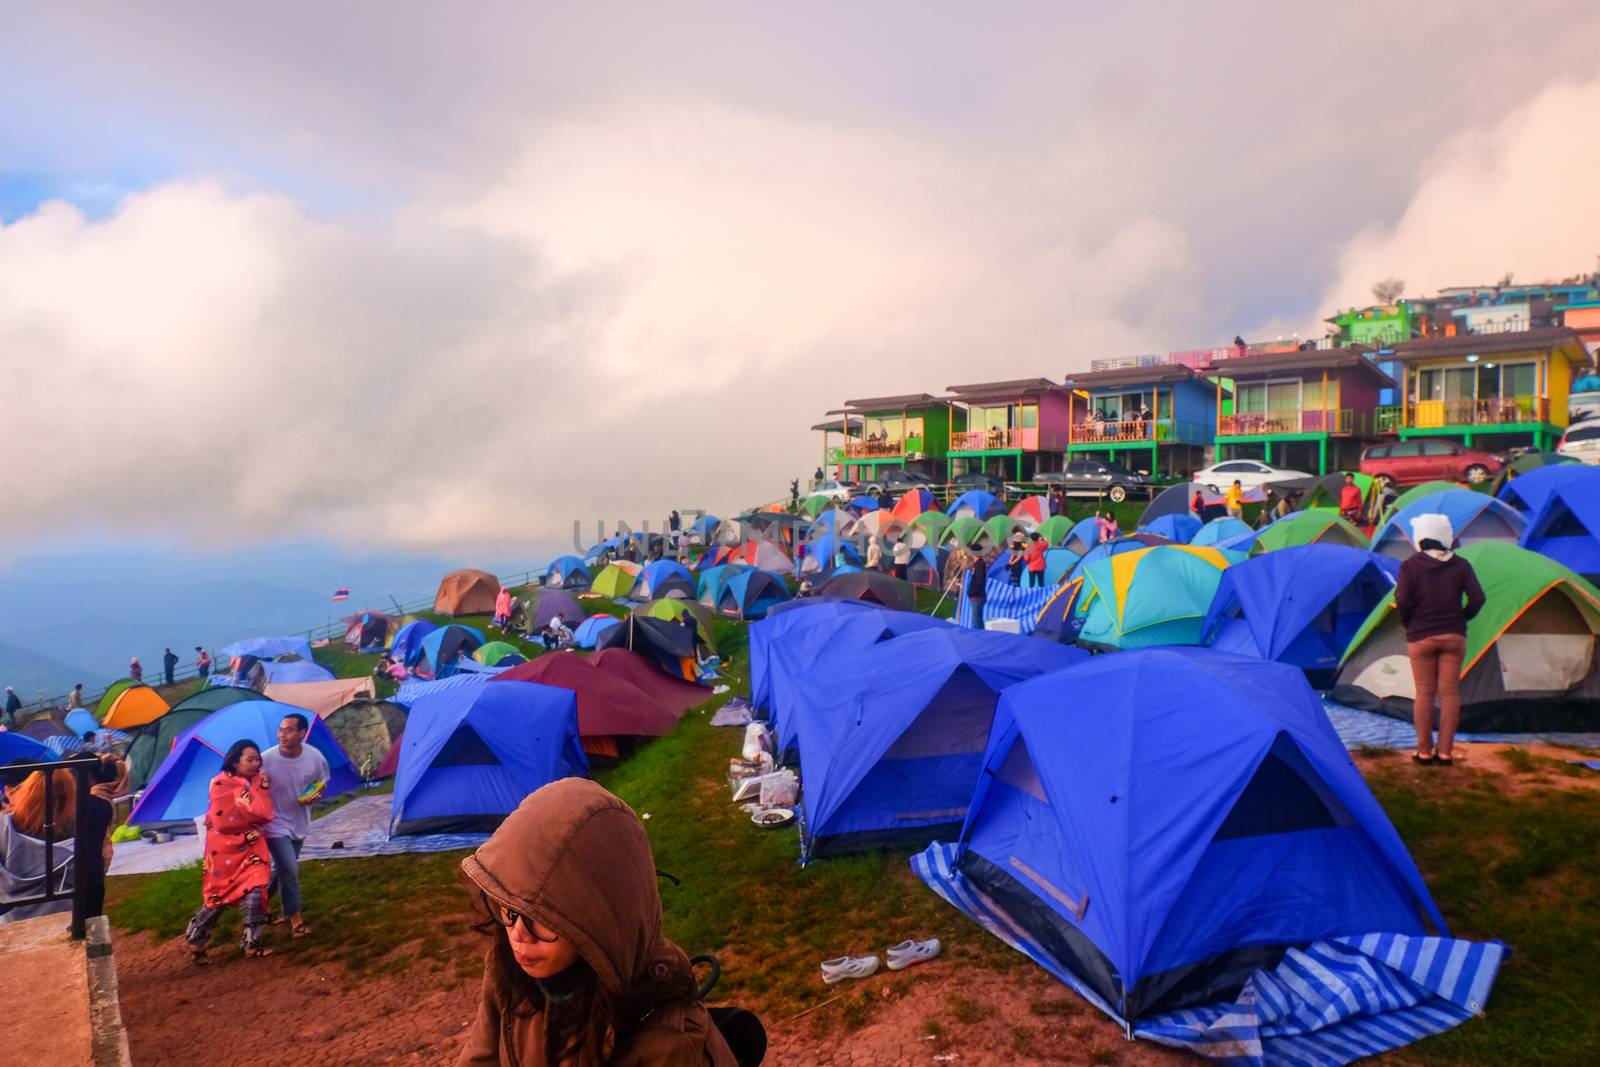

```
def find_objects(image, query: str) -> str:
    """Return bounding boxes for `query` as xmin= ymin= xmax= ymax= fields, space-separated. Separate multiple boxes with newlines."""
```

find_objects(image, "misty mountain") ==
xmin=0 ymin=638 xmax=111 ymax=700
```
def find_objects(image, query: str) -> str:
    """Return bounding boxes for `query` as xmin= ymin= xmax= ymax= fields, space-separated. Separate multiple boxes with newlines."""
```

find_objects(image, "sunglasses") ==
xmin=482 ymin=892 xmax=560 ymax=943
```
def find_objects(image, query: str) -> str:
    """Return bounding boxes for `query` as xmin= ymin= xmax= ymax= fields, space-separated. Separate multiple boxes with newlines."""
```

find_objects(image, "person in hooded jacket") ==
xmin=1395 ymin=513 xmax=1485 ymax=767
xmin=458 ymin=777 xmax=738 ymax=1067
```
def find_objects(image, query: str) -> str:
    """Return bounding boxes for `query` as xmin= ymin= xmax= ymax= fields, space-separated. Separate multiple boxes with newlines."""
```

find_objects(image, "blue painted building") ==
xmin=1060 ymin=365 xmax=1219 ymax=476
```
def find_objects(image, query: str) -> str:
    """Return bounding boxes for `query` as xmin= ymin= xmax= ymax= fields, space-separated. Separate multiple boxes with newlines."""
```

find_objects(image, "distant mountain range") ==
xmin=0 ymin=637 xmax=110 ymax=700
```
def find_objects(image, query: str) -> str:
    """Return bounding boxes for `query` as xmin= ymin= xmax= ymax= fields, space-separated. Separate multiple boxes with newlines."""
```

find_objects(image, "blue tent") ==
xmin=572 ymin=614 xmax=622 ymax=650
xmin=1032 ymin=576 xmax=1087 ymax=644
xmin=544 ymin=556 xmax=593 ymax=590
xmin=850 ymin=496 xmax=882 ymax=513
xmin=808 ymin=509 xmax=852 ymax=538
xmin=638 ymin=560 xmax=696 ymax=600
xmin=127 ymin=699 xmax=359 ymax=824
xmin=0 ymin=731 xmax=54 ymax=765
xmin=1370 ymin=489 xmax=1524 ymax=559
xmin=1139 ymin=513 xmax=1201 ymax=543
xmin=696 ymin=563 xmax=751 ymax=605
xmin=1519 ymin=477 xmax=1600 ymax=578
xmin=716 ymin=570 xmax=791 ymax=620
xmin=390 ymin=619 xmax=438 ymax=665
xmin=1040 ymin=549 xmax=1076 ymax=587
xmin=1063 ymin=517 xmax=1100 ymax=555
xmin=792 ymin=627 xmax=1087 ymax=859
xmin=690 ymin=514 xmax=720 ymax=538
xmin=924 ymin=648 xmax=1451 ymax=1028
xmin=584 ymin=536 xmax=624 ymax=564
xmin=1203 ymin=545 xmax=1397 ymax=687
xmin=220 ymin=635 xmax=314 ymax=661
xmin=418 ymin=624 xmax=486 ymax=679
xmin=260 ymin=660 xmax=336 ymax=685
xmin=1496 ymin=463 xmax=1599 ymax=513
xmin=749 ymin=601 xmax=880 ymax=710
xmin=948 ymin=490 xmax=1001 ymax=519
xmin=799 ymin=535 xmax=861 ymax=574
xmin=395 ymin=672 xmax=495 ymax=706
xmin=390 ymin=681 xmax=588 ymax=835
xmin=1076 ymin=545 xmax=1241 ymax=649
xmin=64 ymin=709 xmax=101 ymax=736
xmin=1064 ymin=533 xmax=1173 ymax=582
xmin=894 ymin=489 xmax=936 ymax=515
xmin=1190 ymin=516 xmax=1253 ymax=548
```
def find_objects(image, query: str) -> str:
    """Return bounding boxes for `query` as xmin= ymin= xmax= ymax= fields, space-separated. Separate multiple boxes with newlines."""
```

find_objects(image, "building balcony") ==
xmin=950 ymin=427 xmax=1069 ymax=452
xmin=843 ymin=439 xmax=906 ymax=459
xmin=1378 ymin=397 xmax=1550 ymax=432
xmin=1218 ymin=408 xmax=1354 ymax=437
xmin=1068 ymin=418 xmax=1210 ymax=445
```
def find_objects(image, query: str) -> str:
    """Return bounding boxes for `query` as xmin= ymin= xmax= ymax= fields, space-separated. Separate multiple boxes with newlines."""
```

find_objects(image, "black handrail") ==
xmin=0 ymin=757 xmax=99 ymax=940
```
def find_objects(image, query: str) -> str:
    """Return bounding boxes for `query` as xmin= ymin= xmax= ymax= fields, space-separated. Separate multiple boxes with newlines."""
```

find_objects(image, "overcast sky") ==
xmin=4 ymin=1 xmax=1600 ymax=551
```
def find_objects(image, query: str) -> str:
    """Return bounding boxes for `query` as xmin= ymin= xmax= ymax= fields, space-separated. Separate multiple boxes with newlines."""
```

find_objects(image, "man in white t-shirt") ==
xmin=892 ymin=538 xmax=912 ymax=580
xmin=261 ymin=713 xmax=330 ymax=938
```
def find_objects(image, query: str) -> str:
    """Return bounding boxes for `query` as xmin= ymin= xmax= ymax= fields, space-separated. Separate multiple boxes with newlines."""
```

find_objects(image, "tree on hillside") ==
xmin=1371 ymin=277 xmax=1405 ymax=304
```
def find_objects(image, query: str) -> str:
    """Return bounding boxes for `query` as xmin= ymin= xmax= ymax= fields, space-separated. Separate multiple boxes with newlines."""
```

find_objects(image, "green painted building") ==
xmin=814 ymin=393 xmax=962 ymax=482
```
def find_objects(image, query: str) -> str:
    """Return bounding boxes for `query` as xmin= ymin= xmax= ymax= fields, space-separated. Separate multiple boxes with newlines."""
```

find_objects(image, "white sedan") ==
xmin=1192 ymin=459 xmax=1314 ymax=493
xmin=1557 ymin=423 xmax=1600 ymax=465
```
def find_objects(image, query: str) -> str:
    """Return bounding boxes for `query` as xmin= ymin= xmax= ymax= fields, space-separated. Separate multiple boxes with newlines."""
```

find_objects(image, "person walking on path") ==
xmin=455 ymin=778 xmax=738 ymax=1067
xmin=128 ymin=657 xmax=143 ymax=682
xmin=185 ymin=740 xmax=276 ymax=963
xmin=1395 ymin=514 xmax=1485 ymax=766
xmin=1339 ymin=473 xmax=1364 ymax=525
xmin=1024 ymin=532 xmax=1048 ymax=589
xmin=2 ymin=687 xmax=18 ymax=728
xmin=967 ymin=552 xmax=990 ymax=630
xmin=195 ymin=647 xmax=212 ymax=680
xmin=261 ymin=713 xmax=329 ymax=940
xmin=892 ymin=538 xmax=911 ymax=580
xmin=494 ymin=588 xmax=514 ymax=633
xmin=66 ymin=683 xmax=85 ymax=710
xmin=1224 ymin=480 xmax=1245 ymax=520
xmin=162 ymin=647 xmax=179 ymax=687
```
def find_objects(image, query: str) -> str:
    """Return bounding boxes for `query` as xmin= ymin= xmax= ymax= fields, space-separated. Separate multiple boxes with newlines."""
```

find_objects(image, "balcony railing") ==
xmin=950 ymin=427 xmax=1069 ymax=452
xmin=1374 ymin=406 xmax=1404 ymax=434
xmin=1218 ymin=408 xmax=1354 ymax=436
xmin=1409 ymin=397 xmax=1549 ymax=429
xmin=1068 ymin=418 xmax=1214 ymax=444
xmin=843 ymin=439 xmax=906 ymax=459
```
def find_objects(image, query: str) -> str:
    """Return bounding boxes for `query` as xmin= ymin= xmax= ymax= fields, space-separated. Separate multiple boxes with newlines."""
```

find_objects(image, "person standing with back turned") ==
xmin=261 ymin=713 xmax=330 ymax=939
xmin=1395 ymin=514 xmax=1485 ymax=767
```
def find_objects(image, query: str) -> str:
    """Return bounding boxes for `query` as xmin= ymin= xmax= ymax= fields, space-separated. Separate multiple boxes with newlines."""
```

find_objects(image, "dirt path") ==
xmin=0 ymin=915 xmax=93 ymax=1067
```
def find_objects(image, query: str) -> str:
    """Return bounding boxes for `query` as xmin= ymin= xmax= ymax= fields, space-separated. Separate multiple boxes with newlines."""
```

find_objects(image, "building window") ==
xmin=1019 ymin=404 xmax=1038 ymax=429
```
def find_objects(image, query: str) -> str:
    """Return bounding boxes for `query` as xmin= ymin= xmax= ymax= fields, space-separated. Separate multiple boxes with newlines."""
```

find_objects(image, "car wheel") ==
xmin=1465 ymin=465 xmax=1489 ymax=484
xmin=1108 ymin=484 xmax=1128 ymax=503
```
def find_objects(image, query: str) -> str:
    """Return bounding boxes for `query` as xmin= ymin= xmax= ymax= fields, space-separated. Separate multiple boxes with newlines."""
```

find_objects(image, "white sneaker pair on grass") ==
xmin=820 ymin=939 xmax=941 ymax=984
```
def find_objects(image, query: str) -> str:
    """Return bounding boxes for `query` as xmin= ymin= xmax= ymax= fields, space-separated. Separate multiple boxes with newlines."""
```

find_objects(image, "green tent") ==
xmin=907 ymin=510 xmax=951 ymax=548
xmin=634 ymin=598 xmax=716 ymax=648
xmin=1251 ymin=511 xmax=1368 ymax=555
xmin=1302 ymin=472 xmax=1376 ymax=511
xmin=125 ymin=707 xmax=211 ymax=790
xmin=94 ymin=679 xmax=136 ymax=721
xmin=1380 ymin=481 xmax=1463 ymax=525
xmin=1035 ymin=515 xmax=1074 ymax=546
xmin=984 ymin=515 xmax=1028 ymax=550
xmin=802 ymin=494 xmax=833 ymax=517
xmin=1334 ymin=541 xmax=1600 ymax=731
xmin=591 ymin=563 xmax=641 ymax=599
xmin=942 ymin=516 xmax=988 ymax=548
xmin=168 ymin=685 xmax=268 ymax=716
xmin=474 ymin=640 xmax=524 ymax=666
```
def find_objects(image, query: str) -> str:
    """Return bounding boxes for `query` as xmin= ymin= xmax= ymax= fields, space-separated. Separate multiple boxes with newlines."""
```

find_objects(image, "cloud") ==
xmin=0 ymin=102 xmax=1200 ymax=547
xmin=1315 ymin=78 xmax=1600 ymax=322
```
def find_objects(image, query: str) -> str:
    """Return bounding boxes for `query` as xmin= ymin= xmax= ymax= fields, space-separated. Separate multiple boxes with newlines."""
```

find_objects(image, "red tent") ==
xmin=494 ymin=653 xmax=682 ymax=737
xmin=589 ymin=648 xmax=711 ymax=715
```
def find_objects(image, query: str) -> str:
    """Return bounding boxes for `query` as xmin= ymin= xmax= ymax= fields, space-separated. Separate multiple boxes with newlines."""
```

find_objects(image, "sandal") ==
xmin=191 ymin=949 xmax=211 ymax=967
xmin=244 ymin=946 xmax=274 ymax=958
xmin=291 ymin=923 xmax=312 ymax=940
xmin=1435 ymin=753 xmax=1455 ymax=766
xmin=1412 ymin=751 xmax=1438 ymax=765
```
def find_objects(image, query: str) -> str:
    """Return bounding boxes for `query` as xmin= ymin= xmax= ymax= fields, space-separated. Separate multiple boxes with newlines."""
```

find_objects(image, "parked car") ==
xmin=1045 ymin=459 xmax=1152 ymax=503
xmin=810 ymin=479 xmax=859 ymax=502
xmin=947 ymin=471 xmax=1007 ymax=495
xmin=1192 ymin=459 xmax=1313 ymax=493
xmin=1557 ymin=423 xmax=1600 ymax=465
xmin=863 ymin=468 xmax=936 ymax=494
xmin=1358 ymin=440 xmax=1503 ymax=485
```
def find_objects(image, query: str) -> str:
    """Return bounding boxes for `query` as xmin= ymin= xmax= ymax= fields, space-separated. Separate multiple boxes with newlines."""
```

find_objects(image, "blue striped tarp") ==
xmin=956 ymin=573 xmax=1054 ymax=634
xmin=394 ymin=671 xmax=494 ymax=706
xmin=912 ymin=842 xmax=1506 ymax=1066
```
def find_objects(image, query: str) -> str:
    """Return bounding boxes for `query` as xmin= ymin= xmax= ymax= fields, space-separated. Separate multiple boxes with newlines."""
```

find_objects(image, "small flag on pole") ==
xmin=332 ymin=587 xmax=350 ymax=602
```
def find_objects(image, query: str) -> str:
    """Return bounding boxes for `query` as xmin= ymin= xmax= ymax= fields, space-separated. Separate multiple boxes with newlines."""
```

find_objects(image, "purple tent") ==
xmin=531 ymin=588 xmax=585 ymax=630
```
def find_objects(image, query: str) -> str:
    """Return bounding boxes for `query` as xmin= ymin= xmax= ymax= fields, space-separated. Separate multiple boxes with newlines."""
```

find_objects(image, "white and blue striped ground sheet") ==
xmin=956 ymin=573 xmax=1054 ymax=634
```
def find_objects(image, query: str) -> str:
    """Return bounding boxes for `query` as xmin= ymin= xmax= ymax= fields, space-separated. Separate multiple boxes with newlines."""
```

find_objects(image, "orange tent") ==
xmin=100 ymin=685 xmax=171 ymax=730
xmin=434 ymin=568 xmax=501 ymax=616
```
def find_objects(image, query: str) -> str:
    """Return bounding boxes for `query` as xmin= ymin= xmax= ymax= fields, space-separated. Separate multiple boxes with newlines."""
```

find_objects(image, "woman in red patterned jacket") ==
xmin=184 ymin=739 xmax=277 ymax=964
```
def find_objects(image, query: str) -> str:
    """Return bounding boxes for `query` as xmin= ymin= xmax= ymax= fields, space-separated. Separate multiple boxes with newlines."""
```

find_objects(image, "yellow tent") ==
xmin=100 ymin=685 xmax=171 ymax=729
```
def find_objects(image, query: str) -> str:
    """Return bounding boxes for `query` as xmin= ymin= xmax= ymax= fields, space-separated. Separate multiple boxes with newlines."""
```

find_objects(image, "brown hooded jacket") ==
xmin=458 ymin=778 xmax=737 ymax=1067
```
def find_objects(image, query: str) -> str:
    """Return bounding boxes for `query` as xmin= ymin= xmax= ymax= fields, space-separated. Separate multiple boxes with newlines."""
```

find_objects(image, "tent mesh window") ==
xmin=1535 ymin=504 xmax=1589 ymax=539
xmin=431 ymin=724 xmax=502 ymax=767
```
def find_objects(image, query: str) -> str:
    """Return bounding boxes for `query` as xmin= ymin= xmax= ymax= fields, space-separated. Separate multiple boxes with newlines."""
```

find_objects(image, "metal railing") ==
xmin=1218 ymin=408 xmax=1354 ymax=436
xmin=0 ymin=758 xmax=100 ymax=940
xmin=843 ymin=439 xmax=907 ymax=459
xmin=1408 ymin=396 xmax=1548 ymax=428
xmin=948 ymin=428 xmax=1070 ymax=452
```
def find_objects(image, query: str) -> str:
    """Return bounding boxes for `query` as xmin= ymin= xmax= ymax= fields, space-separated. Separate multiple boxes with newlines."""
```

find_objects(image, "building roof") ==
xmin=827 ymin=393 xmax=948 ymax=415
xmin=942 ymin=377 xmax=1068 ymax=404
xmin=1205 ymin=346 xmax=1393 ymax=387
xmin=1061 ymin=364 xmax=1206 ymax=390
xmin=1383 ymin=326 xmax=1585 ymax=362
xmin=810 ymin=418 xmax=858 ymax=433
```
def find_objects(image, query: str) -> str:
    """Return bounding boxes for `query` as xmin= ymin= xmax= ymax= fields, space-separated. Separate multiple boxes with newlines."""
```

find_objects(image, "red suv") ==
xmin=1359 ymin=439 xmax=1504 ymax=486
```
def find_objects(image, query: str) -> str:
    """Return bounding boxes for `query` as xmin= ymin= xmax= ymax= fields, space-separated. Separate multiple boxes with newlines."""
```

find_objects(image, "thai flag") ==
xmin=332 ymin=587 xmax=350 ymax=602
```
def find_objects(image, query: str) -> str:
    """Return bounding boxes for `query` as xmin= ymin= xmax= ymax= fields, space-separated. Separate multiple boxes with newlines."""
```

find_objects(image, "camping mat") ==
xmin=912 ymin=842 xmax=1506 ymax=1067
xmin=1323 ymin=699 xmax=1600 ymax=752
xmin=110 ymin=796 xmax=486 ymax=876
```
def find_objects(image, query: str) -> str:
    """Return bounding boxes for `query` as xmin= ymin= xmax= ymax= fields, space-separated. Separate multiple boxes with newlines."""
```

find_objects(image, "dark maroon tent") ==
xmin=493 ymin=653 xmax=681 ymax=737
xmin=589 ymin=648 xmax=710 ymax=715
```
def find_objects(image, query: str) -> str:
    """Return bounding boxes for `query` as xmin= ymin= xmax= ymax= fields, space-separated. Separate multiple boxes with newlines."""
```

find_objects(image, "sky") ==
xmin=4 ymin=1 xmax=1600 ymax=560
